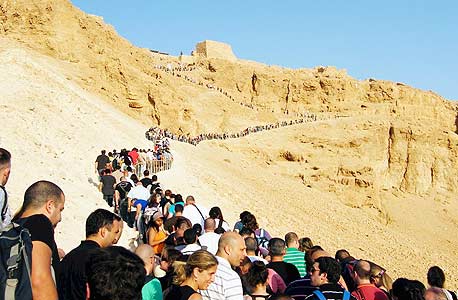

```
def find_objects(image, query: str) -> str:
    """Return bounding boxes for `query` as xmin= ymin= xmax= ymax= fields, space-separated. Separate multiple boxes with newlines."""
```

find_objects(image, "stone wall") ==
xmin=194 ymin=40 xmax=237 ymax=61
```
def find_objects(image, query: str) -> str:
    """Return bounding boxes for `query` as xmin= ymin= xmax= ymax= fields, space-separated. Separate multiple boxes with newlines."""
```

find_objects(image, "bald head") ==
xmin=354 ymin=260 xmax=371 ymax=282
xmin=135 ymin=244 xmax=154 ymax=262
xmin=135 ymin=244 xmax=154 ymax=275
xmin=217 ymin=232 xmax=246 ymax=267
xmin=204 ymin=218 xmax=216 ymax=231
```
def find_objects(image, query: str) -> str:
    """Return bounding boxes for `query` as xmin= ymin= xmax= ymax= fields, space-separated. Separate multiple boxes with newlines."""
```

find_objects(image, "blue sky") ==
xmin=71 ymin=1 xmax=457 ymax=100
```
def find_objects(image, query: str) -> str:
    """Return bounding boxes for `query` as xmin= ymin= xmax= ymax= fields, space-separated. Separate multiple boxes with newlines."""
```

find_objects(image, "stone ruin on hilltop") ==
xmin=192 ymin=40 xmax=237 ymax=62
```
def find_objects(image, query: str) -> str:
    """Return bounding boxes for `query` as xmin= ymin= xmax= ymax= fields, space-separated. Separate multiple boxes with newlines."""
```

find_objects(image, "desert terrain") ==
xmin=1 ymin=0 xmax=458 ymax=287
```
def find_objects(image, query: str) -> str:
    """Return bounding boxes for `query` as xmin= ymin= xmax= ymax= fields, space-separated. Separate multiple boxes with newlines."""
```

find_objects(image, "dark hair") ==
xmin=244 ymin=237 xmax=258 ymax=252
xmin=175 ymin=217 xmax=191 ymax=230
xmin=175 ymin=204 xmax=184 ymax=213
xmin=174 ymin=194 xmax=183 ymax=203
xmin=239 ymin=210 xmax=251 ymax=221
xmin=268 ymin=238 xmax=285 ymax=256
xmin=209 ymin=206 xmax=224 ymax=220
xmin=305 ymin=245 xmax=324 ymax=268
xmin=130 ymin=174 xmax=139 ymax=184
xmin=126 ymin=166 xmax=133 ymax=172
xmin=143 ymin=170 xmax=150 ymax=177
xmin=192 ymin=224 xmax=202 ymax=236
xmin=86 ymin=246 xmax=145 ymax=300
xmin=101 ymin=150 xmax=106 ymax=155
xmin=335 ymin=249 xmax=352 ymax=262
xmin=0 ymin=148 xmax=11 ymax=170
xmin=161 ymin=248 xmax=183 ymax=272
xmin=298 ymin=237 xmax=313 ymax=252
xmin=14 ymin=180 xmax=64 ymax=221
xmin=239 ymin=227 xmax=255 ymax=237
xmin=242 ymin=261 xmax=268 ymax=293
xmin=184 ymin=228 xmax=198 ymax=244
xmin=315 ymin=257 xmax=341 ymax=283
xmin=152 ymin=175 xmax=157 ymax=181
xmin=86 ymin=209 xmax=121 ymax=237
xmin=243 ymin=213 xmax=259 ymax=230
xmin=427 ymin=266 xmax=446 ymax=288
xmin=392 ymin=278 xmax=426 ymax=300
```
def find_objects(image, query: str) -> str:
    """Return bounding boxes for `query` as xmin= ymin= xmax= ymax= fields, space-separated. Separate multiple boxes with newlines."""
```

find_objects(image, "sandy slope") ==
xmin=1 ymin=39 xmax=457 ymax=287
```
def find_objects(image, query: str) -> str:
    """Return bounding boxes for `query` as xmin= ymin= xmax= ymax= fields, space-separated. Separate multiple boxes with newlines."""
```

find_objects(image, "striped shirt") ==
xmin=201 ymin=256 xmax=243 ymax=300
xmin=283 ymin=247 xmax=307 ymax=277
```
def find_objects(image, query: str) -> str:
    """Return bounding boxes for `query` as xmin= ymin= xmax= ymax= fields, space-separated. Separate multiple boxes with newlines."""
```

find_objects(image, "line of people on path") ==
xmin=2 ymin=146 xmax=457 ymax=300
xmin=144 ymin=112 xmax=331 ymax=146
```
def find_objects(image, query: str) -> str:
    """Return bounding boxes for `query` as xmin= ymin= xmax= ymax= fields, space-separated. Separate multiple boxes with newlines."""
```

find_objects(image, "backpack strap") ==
xmin=191 ymin=203 xmax=205 ymax=222
xmin=0 ymin=185 xmax=7 ymax=222
xmin=313 ymin=290 xmax=327 ymax=300
xmin=342 ymin=290 xmax=351 ymax=300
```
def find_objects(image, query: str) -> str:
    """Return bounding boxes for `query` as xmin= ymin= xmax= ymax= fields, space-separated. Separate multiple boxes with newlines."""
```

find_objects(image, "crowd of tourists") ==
xmin=145 ymin=113 xmax=326 ymax=146
xmin=2 ymin=145 xmax=457 ymax=300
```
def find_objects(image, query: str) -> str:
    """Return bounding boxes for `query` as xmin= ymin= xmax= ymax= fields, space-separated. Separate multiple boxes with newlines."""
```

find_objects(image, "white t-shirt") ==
xmin=0 ymin=186 xmax=12 ymax=229
xmin=183 ymin=203 xmax=208 ymax=229
xmin=127 ymin=185 xmax=150 ymax=212
xmin=199 ymin=232 xmax=220 ymax=255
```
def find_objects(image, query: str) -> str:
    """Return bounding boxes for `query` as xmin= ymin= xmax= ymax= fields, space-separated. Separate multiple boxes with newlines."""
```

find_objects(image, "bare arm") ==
xmin=147 ymin=229 xmax=167 ymax=246
xmin=31 ymin=241 xmax=58 ymax=300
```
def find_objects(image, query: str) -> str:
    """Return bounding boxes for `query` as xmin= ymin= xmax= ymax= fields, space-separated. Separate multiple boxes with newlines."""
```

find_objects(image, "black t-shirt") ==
xmin=95 ymin=154 xmax=110 ymax=170
xmin=267 ymin=261 xmax=301 ymax=285
xmin=20 ymin=214 xmax=60 ymax=275
xmin=164 ymin=284 xmax=198 ymax=300
xmin=140 ymin=177 xmax=153 ymax=188
xmin=115 ymin=181 xmax=133 ymax=199
xmin=100 ymin=175 xmax=116 ymax=196
xmin=57 ymin=240 xmax=100 ymax=300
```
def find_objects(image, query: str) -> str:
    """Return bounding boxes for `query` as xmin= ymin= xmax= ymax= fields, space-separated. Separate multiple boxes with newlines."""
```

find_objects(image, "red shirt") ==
xmin=128 ymin=150 xmax=139 ymax=164
xmin=351 ymin=284 xmax=389 ymax=300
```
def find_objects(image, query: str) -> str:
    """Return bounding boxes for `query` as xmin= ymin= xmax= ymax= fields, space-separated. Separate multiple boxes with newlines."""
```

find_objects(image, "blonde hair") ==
xmin=173 ymin=250 xmax=218 ymax=285
xmin=370 ymin=263 xmax=393 ymax=291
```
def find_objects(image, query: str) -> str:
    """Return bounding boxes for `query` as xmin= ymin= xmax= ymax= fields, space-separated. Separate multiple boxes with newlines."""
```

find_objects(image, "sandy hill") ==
xmin=1 ymin=0 xmax=458 ymax=286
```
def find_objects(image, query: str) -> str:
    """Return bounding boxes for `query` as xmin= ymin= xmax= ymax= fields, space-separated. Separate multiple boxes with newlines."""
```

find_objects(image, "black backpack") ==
xmin=0 ymin=186 xmax=7 ymax=223
xmin=0 ymin=222 xmax=33 ymax=300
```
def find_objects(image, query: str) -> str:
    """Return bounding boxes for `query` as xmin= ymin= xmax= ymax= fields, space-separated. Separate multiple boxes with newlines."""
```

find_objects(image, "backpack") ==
xmin=0 ymin=222 xmax=33 ymax=300
xmin=256 ymin=228 xmax=270 ymax=249
xmin=313 ymin=289 xmax=350 ymax=300
xmin=214 ymin=219 xmax=226 ymax=234
xmin=0 ymin=186 xmax=7 ymax=223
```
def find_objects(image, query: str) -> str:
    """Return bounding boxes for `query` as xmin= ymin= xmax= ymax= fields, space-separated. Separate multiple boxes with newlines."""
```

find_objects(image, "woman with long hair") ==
xmin=147 ymin=211 xmax=167 ymax=255
xmin=369 ymin=263 xmax=393 ymax=299
xmin=164 ymin=250 xmax=218 ymax=300
xmin=242 ymin=261 xmax=271 ymax=300
xmin=209 ymin=206 xmax=230 ymax=233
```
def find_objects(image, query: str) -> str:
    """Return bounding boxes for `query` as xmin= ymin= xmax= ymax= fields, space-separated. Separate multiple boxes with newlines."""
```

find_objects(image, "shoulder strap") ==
xmin=0 ymin=185 xmax=7 ymax=221
xmin=343 ymin=290 xmax=351 ymax=300
xmin=313 ymin=290 xmax=327 ymax=300
xmin=191 ymin=203 xmax=205 ymax=221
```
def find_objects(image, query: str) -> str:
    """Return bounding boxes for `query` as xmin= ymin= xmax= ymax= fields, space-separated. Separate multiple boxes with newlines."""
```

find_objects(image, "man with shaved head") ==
xmin=351 ymin=260 xmax=388 ymax=300
xmin=202 ymin=232 xmax=246 ymax=300
xmin=135 ymin=244 xmax=162 ymax=300
xmin=199 ymin=218 xmax=221 ymax=255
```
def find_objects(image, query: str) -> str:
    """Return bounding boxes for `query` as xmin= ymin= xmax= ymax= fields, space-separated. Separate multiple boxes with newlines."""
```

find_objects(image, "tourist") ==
xmin=86 ymin=246 xmax=145 ymax=300
xmin=0 ymin=147 xmax=12 ymax=229
xmin=350 ymin=260 xmax=389 ymax=300
xmin=180 ymin=228 xmax=202 ymax=256
xmin=427 ymin=266 xmax=457 ymax=300
xmin=147 ymin=210 xmax=167 ymax=255
xmin=183 ymin=195 xmax=208 ymax=229
xmin=57 ymin=209 xmax=122 ymax=300
xmin=298 ymin=237 xmax=313 ymax=253
xmin=201 ymin=232 xmax=247 ymax=300
xmin=199 ymin=218 xmax=221 ymax=255
xmin=95 ymin=150 xmax=109 ymax=177
xmin=13 ymin=180 xmax=65 ymax=300
xmin=114 ymin=176 xmax=133 ymax=224
xmin=164 ymin=250 xmax=218 ymax=300
xmin=283 ymin=232 xmax=307 ymax=277
xmin=369 ymin=263 xmax=392 ymax=298
xmin=159 ymin=248 xmax=184 ymax=291
xmin=242 ymin=261 xmax=271 ymax=300
xmin=305 ymin=257 xmax=354 ymax=300
xmin=266 ymin=238 xmax=300 ymax=286
xmin=100 ymin=168 xmax=116 ymax=207
xmin=135 ymin=244 xmax=163 ymax=300
xmin=209 ymin=206 xmax=230 ymax=233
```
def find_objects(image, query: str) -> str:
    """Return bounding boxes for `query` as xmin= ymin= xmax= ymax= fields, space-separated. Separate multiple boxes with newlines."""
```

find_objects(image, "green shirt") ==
xmin=283 ymin=247 xmax=307 ymax=277
xmin=142 ymin=277 xmax=163 ymax=300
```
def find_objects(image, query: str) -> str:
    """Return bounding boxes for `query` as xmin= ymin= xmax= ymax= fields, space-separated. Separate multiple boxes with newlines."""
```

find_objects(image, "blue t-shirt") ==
xmin=133 ymin=199 xmax=148 ymax=211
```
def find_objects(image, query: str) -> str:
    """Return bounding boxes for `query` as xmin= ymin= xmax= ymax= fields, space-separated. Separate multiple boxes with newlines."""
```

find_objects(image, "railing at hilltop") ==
xmin=134 ymin=159 xmax=173 ymax=177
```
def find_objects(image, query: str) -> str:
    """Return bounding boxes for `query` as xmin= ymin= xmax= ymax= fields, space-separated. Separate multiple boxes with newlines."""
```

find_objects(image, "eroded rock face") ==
xmin=1 ymin=0 xmax=457 ymax=205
